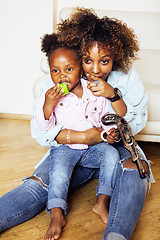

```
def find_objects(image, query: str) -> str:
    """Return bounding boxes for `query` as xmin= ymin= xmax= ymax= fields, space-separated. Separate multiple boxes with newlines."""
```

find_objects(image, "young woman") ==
xmin=0 ymin=7 xmax=154 ymax=240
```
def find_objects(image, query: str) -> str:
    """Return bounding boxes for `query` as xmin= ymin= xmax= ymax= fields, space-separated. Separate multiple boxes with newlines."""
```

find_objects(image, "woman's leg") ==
xmin=102 ymin=143 xmax=150 ymax=240
xmin=0 ymin=179 xmax=48 ymax=232
xmin=102 ymin=164 xmax=148 ymax=240
xmin=0 ymin=153 xmax=97 ymax=232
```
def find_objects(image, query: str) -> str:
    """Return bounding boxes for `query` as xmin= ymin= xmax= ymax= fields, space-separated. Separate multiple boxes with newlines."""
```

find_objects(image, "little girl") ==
xmin=34 ymin=33 xmax=121 ymax=240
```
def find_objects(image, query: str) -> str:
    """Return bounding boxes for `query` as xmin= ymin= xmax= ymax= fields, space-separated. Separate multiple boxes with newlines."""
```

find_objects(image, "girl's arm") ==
xmin=33 ymin=85 xmax=64 ymax=132
xmin=56 ymin=127 xmax=103 ymax=145
xmin=31 ymin=117 xmax=103 ymax=148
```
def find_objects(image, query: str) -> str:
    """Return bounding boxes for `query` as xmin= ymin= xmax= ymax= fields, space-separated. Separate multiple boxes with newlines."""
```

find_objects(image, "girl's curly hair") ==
xmin=41 ymin=32 xmax=80 ymax=65
xmin=57 ymin=7 xmax=139 ymax=73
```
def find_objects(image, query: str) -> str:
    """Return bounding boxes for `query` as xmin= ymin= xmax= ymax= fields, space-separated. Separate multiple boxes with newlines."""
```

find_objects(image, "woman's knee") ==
xmin=27 ymin=176 xmax=48 ymax=188
xmin=123 ymin=158 xmax=149 ymax=177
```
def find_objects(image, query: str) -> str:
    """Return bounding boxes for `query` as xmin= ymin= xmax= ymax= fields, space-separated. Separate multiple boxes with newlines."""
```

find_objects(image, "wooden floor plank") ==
xmin=0 ymin=119 xmax=160 ymax=239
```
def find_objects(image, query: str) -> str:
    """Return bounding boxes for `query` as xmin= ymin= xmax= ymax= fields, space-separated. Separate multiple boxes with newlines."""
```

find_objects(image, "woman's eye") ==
xmin=83 ymin=59 xmax=91 ymax=64
xmin=101 ymin=59 xmax=109 ymax=64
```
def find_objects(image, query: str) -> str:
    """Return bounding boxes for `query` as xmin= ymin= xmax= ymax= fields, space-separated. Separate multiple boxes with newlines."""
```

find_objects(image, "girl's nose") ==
xmin=60 ymin=73 xmax=66 ymax=80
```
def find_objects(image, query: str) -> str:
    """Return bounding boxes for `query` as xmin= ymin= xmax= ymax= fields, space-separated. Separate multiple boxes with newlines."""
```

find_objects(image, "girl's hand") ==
xmin=83 ymin=127 xmax=103 ymax=145
xmin=43 ymin=85 xmax=64 ymax=120
xmin=106 ymin=128 xmax=121 ymax=144
xmin=86 ymin=74 xmax=114 ymax=98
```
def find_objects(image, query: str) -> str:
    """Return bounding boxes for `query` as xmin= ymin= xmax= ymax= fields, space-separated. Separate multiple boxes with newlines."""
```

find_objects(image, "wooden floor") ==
xmin=0 ymin=118 xmax=160 ymax=240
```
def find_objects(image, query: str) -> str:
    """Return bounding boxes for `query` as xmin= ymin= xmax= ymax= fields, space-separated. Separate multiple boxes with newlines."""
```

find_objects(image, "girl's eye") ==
xmin=52 ymin=69 xmax=59 ymax=73
xmin=67 ymin=67 xmax=73 ymax=72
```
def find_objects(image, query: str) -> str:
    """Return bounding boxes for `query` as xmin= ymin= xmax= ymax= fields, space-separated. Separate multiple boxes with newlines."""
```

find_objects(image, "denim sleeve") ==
xmin=31 ymin=118 xmax=64 ymax=147
xmin=109 ymin=68 xmax=148 ymax=136
xmin=124 ymin=68 xmax=148 ymax=135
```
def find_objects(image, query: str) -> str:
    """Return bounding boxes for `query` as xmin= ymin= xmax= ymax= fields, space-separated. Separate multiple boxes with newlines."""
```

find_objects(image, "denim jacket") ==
xmin=31 ymin=67 xmax=148 ymax=149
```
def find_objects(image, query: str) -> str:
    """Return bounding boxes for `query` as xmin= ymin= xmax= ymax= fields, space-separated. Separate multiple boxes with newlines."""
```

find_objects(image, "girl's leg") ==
xmin=47 ymin=146 xmax=84 ymax=213
xmin=46 ymin=145 xmax=84 ymax=239
xmin=93 ymin=143 xmax=120 ymax=224
xmin=79 ymin=142 xmax=120 ymax=224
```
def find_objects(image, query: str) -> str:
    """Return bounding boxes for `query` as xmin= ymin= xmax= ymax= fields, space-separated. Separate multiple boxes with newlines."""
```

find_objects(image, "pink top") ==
xmin=34 ymin=78 xmax=116 ymax=149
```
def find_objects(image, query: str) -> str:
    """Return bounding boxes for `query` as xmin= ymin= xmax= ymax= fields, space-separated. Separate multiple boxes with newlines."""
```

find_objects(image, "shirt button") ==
xmin=60 ymin=103 xmax=63 ymax=106
xmin=94 ymin=107 xmax=97 ymax=111
xmin=85 ymin=115 xmax=88 ymax=119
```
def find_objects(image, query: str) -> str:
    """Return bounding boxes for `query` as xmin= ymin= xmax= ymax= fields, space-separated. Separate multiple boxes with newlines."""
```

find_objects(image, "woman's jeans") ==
xmin=0 ymin=143 xmax=149 ymax=240
xmin=48 ymin=143 xmax=119 ymax=214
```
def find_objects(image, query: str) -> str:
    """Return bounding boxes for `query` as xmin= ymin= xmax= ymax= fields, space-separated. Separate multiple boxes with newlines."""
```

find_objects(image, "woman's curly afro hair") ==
xmin=57 ymin=7 xmax=140 ymax=73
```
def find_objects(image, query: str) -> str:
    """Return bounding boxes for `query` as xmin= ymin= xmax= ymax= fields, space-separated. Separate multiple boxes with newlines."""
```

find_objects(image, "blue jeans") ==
xmin=0 ymin=143 xmax=152 ymax=240
xmin=48 ymin=143 xmax=120 ymax=214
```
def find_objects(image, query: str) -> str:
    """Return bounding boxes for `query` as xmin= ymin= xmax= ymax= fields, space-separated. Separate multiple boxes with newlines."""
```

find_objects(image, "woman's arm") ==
xmin=108 ymin=68 xmax=148 ymax=135
xmin=87 ymin=77 xmax=127 ymax=117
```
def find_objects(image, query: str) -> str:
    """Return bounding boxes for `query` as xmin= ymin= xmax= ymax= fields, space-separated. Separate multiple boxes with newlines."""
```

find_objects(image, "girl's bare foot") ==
xmin=93 ymin=194 xmax=110 ymax=224
xmin=44 ymin=208 xmax=66 ymax=240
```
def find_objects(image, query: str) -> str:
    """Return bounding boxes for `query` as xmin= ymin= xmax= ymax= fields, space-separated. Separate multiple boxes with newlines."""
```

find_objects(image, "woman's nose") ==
xmin=92 ymin=63 xmax=100 ymax=74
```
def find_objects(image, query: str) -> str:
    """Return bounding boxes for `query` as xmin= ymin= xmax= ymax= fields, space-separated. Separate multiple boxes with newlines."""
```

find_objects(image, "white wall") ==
xmin=57 ymin=0 xmax=160 ymax=20
xmin=0 ymin=0 xmax=53 ymax=115
xmin=1 ymin=0 xmax=160 ymax=115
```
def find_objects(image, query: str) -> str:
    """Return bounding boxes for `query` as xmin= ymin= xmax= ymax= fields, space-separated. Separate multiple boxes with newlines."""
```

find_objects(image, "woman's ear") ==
xmin=80 ymin=68 xmax=83 ymax=78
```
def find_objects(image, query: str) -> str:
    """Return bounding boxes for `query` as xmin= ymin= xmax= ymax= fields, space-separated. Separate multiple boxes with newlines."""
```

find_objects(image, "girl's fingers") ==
xmin=47 ymin=85 xmax=64 ymax=97
xmin=107 ymin=128 xmax=120 ymax=143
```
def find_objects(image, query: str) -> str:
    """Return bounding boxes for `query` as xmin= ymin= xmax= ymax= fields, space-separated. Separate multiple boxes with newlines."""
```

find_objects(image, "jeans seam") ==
xmin=0 ymin=198 xmax=47 ymax=228
xmin=108 ymin=171 xmax=120 ymax=232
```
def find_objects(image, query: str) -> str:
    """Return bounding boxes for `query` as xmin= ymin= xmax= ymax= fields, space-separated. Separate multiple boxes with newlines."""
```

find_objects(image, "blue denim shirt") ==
xmin=31 ymin=67 xmax=148 ymax=149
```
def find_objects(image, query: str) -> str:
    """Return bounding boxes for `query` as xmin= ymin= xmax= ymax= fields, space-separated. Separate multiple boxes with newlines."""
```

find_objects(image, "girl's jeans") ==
xmin=0 ymin=143 xmax=149 ymax=240
xmin=48 ymin=143 xmax=120 ymax=214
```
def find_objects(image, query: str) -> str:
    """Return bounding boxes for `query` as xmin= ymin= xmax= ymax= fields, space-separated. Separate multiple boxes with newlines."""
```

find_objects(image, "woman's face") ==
xmin=82 ymin=42 xmax=113 ymax=81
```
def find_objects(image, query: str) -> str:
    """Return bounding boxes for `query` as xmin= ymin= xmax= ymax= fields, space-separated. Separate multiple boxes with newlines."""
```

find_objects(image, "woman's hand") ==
xmin=86 ymin=74 xmax=127 ymax=117
xmin=106 ymin=128 xmax=121 ymax=144
xmin=43 ymin=85 xmax=64 ymax=120
xmin=86 ymin=75 xmax=115 ymax=98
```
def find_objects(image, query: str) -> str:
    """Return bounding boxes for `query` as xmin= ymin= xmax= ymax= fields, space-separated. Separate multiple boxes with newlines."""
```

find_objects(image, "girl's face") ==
xmin=50 ymin=48 xmax=81 ymax=92
xmin=82 ymin=42 xmax=113 ymax=81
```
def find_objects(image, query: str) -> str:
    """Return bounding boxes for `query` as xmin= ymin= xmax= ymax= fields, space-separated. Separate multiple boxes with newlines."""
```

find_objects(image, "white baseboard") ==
xmin=0 ymin=113 xmax=32 ymax=120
